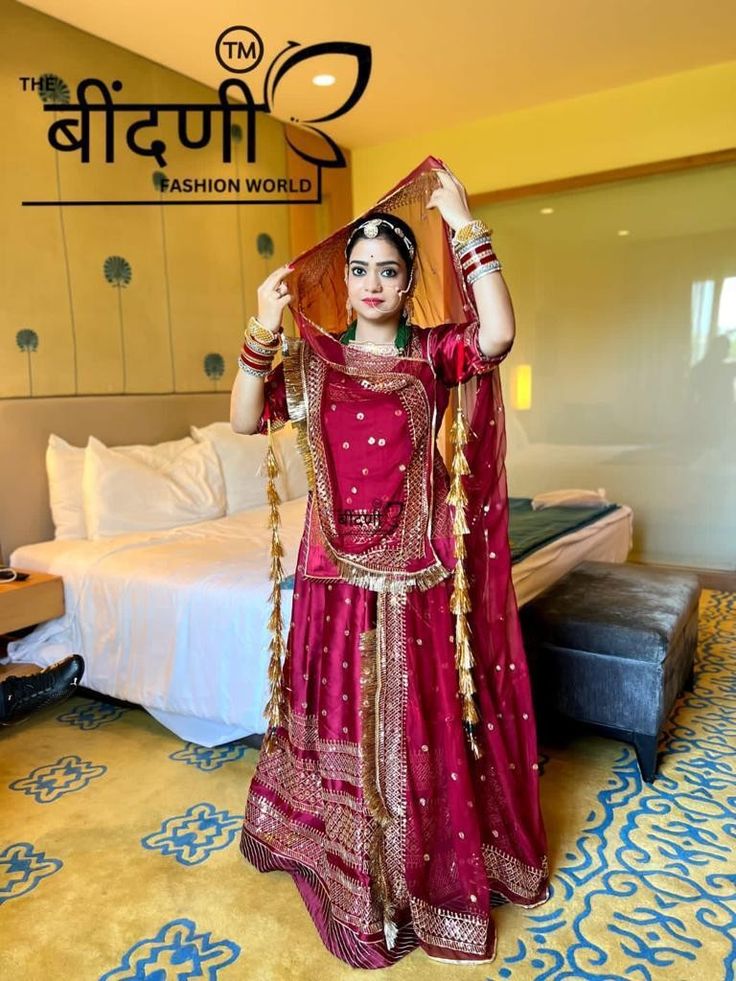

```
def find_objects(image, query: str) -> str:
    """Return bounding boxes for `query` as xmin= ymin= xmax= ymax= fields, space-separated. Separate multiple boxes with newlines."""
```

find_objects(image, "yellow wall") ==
xmin=0 ymin=0 xmax=351 ymax=399
xmin=351 ymin=61 xmax=736 ymax=210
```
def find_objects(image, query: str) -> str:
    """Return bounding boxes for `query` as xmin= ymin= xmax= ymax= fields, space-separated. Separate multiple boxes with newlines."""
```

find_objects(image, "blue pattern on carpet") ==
xmin=1 ymin=590 xmax=732 ymax=978
xmin=56 ymin=700 xmax=128 ymax=729
xmin=141 ymin=803 xmax=243 ymax=866
xmin=168 ymin=741 xmax=250 ymax=771
xmin=9 ymin=755 xmax=107 ymax=803
xmin=0 ymin=842 xmax=62 ymax=904
xmin=98 ymin=918 xmax=240 ymax=980
xmin=493 ymin=590 xmax=736 ymax=979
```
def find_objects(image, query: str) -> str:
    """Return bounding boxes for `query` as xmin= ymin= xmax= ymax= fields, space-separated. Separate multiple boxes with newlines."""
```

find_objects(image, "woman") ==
xmin=231 ymin=156 xmax=549 ymax=968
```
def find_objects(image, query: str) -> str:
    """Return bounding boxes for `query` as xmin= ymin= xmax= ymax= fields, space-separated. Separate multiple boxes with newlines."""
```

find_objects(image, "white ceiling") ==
xmin=18 ymin=0 xmax=736 ymax=149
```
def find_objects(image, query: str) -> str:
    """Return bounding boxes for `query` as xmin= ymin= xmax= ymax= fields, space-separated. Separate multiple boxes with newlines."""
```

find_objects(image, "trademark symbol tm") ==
xmin=215 ymin=26 xmax=264 ymax=74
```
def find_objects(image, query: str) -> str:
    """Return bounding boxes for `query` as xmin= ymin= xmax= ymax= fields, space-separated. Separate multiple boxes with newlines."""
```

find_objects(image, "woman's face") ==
xmin=345 ymin=235 xmax=409 ymax=324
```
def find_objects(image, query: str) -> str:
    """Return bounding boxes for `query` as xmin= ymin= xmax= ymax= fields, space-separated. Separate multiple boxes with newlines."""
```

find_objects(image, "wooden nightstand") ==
xmin=0 ymin=570 xmax=65 ymax=636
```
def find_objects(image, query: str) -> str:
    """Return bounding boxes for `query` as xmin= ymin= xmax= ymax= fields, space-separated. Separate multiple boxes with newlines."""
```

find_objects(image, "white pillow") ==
xmin=191 ymin=421 xmax=305 ymax=513
xmin=83 ymin=436 xmax=226 ymax=538
xmin=46 ymin=434 xmax=197 ymax=539
xmin=273 ymin=425 xmax=310 ymax=500
xmin=46 ymin=434 xmax=86 ymax=539
xmin=531 ymin=488 xmax=609 ymax=510
xmin=115 ymin=435 xmax=194 ymax=467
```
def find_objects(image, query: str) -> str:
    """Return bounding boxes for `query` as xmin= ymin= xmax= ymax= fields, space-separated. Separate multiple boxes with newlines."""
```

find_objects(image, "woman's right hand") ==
xmin=257 ymin=264 xmax=293 ymax=334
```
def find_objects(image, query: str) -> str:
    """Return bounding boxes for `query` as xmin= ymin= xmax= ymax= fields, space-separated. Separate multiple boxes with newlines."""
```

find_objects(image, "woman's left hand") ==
xmin=426 ymin=168 xmax=474 ymax=232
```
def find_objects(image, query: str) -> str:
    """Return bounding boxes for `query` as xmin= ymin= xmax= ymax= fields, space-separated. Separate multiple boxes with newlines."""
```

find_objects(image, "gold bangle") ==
xmin=247 ymin=316 xmax=279 ymax=346
xmin=452 ymin=219 xmax=493 ymax=250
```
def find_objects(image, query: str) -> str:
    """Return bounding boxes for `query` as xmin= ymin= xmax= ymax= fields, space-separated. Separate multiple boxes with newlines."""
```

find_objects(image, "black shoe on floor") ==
xmin=0 ymin=654 xmax=85 ymax=725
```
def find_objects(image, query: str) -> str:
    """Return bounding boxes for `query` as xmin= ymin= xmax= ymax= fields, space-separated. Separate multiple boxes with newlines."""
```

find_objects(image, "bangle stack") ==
xmin=452 ymin=218 xmax=502 ymax=287
xmin=238 ymin=316 xmax=280 ymax=378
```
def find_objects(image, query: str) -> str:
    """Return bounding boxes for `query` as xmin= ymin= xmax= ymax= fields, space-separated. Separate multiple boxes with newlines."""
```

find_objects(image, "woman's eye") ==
xmin=350 ymin=266 xmax=365 ymax=276
xmin=381 ymin=268 xmax=397 ymax=278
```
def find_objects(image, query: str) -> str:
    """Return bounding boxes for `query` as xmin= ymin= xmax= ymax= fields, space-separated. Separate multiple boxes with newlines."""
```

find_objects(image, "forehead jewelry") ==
xmin=345 ymin=218 xmax=415 ymax=259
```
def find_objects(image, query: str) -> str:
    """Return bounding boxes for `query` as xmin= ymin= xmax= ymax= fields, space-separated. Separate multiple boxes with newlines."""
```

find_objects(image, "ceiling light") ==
xmin=618 ymin=229 xmax=630 ymax=236
xmin=312 ymin=74 xmax=336 ymax=87
xmin=540 ymin=207 xmax=554 ymax=214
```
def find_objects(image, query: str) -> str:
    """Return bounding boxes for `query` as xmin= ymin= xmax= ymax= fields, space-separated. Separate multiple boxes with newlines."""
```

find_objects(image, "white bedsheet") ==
xmin=7 ymin=499 xmax=632 ymax=746
xmin=8 ymin=499 xmax=308 ymax=746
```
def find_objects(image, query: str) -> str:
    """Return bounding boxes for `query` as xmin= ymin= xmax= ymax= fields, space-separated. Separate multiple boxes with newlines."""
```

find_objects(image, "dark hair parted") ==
xmin=344 ymin=211 xmax=417 ymax=272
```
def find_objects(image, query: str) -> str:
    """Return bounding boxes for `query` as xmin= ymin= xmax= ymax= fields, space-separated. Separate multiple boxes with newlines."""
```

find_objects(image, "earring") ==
xmin=402 ymin=296 xmax=414 ymax=326
xmin=345 ymin=296 xmax=354 ymax=324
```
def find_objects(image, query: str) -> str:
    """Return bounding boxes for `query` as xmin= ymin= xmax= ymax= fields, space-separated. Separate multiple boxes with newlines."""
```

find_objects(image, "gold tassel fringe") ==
xmin=262 ymin=419 xmax=286 ymax=753
xmin=450 ymin=397 xmax=483 ymax=759
xmin=281 ymin=338 xmax=316 ymax=491
xmin=324 ymin=542 xmax=450 ymax=595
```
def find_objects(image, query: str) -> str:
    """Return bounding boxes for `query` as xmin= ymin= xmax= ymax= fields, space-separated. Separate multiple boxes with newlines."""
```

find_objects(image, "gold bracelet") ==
xmin=246 ymin=315 xmax=279 ymax=347
xmin=452 ymin=219 xmax=493 ymax=250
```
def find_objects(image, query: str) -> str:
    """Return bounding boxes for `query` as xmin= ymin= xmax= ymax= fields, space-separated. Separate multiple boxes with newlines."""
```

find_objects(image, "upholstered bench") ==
xmin=519 ymin=560 xmax=701 ymax=782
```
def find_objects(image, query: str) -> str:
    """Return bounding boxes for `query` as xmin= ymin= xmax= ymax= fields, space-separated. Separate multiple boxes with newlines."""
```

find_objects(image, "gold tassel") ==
xmin=280 ymin=338 xmax=316 ymax=491
xmin=262 ymin=419 xmax=286 ymax=753
xmin=449 ymin=395 xmax=483 ymax=759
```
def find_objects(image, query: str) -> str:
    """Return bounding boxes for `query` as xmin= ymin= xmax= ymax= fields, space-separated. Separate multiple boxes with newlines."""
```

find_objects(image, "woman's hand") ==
xmin=426 ymin=168 xmax=474 ymax=232
xmin=257 ymin=264 xmax=293 ymax=334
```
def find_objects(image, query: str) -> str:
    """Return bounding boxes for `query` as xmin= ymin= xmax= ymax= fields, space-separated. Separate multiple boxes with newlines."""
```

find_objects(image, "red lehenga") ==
xmin=239 ymin=156 xmax=549 ymax=968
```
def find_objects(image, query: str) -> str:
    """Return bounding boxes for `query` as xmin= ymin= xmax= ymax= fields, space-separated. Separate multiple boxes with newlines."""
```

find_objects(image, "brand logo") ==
xmin=20 ymin=28 xmax=371 ymax=207
xmin=338 ymin=500 xmax=405 ymax=534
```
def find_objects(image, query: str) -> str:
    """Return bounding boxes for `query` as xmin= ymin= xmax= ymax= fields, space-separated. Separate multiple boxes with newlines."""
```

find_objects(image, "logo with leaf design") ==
xmin=24 ymin=34 xmax=372 ymax=208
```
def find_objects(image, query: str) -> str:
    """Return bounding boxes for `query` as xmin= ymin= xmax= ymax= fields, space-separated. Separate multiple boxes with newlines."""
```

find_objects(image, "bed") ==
xmin=6 ymin=496 xmax=631 ymax=746
xmin=0 ymin=393 xmax=632 ymax=746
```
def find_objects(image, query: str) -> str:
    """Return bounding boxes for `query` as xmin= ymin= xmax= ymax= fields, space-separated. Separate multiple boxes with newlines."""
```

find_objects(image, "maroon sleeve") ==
xmin=427 ymin=321 xmax=512 ymax=387
xmin=255 ymin=361 xmax=290 ymax=434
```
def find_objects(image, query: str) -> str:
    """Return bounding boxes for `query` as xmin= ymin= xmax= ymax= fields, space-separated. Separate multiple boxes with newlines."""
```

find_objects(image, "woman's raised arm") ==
xmin=230 ymin=264 xmax=292 ymax=435
xmin=427 ymin=169 xmax=515 ymax=358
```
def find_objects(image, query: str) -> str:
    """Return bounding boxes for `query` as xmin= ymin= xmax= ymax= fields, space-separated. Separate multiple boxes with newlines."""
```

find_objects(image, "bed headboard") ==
xmin=0 ymin=393 xmax=231 ymax=562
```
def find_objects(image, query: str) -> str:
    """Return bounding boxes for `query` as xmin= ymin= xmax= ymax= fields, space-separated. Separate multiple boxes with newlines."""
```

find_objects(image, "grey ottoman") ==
xmin=519 ymin=561 xmax=700 ymax=782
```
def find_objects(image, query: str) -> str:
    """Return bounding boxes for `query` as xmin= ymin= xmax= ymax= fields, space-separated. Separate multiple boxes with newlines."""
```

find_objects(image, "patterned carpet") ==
xmin=1 ymin=588 xmax=734 ymax=981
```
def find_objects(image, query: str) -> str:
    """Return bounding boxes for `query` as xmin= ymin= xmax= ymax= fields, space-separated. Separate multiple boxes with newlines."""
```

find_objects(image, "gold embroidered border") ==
xmin=317 ymin=739 xmax=362 ymax=785
xmin=254 ymin=742 xmax=323 ymax=815
xmin=281 ymin=338 xmax=315 ymax=490
xmin=246 ymin=792 xmax=381 ymax=932
xmin=303 ymin=343 xmax=450 ymax=594
xmin=359 ymin=627 xmax=391 ymax=825
xmin=324 ymin=801 xmax=372 ymax=869
xmin=379 ymin=591 xmax=409 ymax=907
xmin=323 ymin=862 xmax=382 ymax=933
xmin=409 ymin=895 xmax=488 ymax=956
xmin=245 ymin=792 xmax=323 ymax=867
xmin=322 ymin=787 xmax=362 ymax=812
xmin=323 ymin=549 xmax=450 ymax=594
xmin=287 ymin=712 xmax=319 ymax=753
xmin=481 ymin=843 xmax=549 ymax=900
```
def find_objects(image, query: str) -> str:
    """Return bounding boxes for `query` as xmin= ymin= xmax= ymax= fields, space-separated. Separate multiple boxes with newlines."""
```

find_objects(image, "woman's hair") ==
xmin=344 ymin=211 xmax=417 ymax=272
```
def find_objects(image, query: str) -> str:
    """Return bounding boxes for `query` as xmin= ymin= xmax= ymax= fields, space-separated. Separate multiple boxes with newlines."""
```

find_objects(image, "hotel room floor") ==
xmin=1 ymin=588 xmax=734 ymax=981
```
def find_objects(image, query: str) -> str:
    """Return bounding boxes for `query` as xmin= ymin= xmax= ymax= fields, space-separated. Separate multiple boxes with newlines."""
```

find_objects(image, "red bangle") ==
xmin=239 ymin=345 xmax=274 ymax=370
xmin=461 ymin=247 xmax=498 ymax=270
xmin=461 ymin=255 xmax=499 ymax=278
xmin=240 ymin=343 xmax=278 ymax=363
